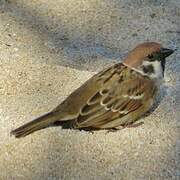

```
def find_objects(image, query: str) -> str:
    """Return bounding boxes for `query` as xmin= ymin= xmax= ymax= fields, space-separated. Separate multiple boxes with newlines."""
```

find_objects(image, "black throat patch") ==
xmin=161 ymin=60 xmax=165 ymax=76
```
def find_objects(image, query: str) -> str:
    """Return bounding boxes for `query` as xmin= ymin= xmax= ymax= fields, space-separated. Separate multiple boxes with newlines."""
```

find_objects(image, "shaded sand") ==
xmin=0 ymin=0 xmax=179 ymax=179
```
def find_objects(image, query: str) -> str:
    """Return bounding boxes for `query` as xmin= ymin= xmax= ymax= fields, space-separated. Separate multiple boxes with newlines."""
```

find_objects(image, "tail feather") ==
xmin=11 ymin=112 xmax=58 ymax=138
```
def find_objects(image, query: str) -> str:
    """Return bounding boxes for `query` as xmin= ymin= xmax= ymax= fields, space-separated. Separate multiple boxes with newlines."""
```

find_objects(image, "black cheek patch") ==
xmin=142 ymin=65 xmax=154 ymax=74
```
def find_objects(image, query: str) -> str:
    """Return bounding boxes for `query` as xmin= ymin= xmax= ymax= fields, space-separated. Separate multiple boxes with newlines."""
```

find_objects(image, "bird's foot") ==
xmin=124 ymin=121 xmax=144 ymax=128
xmin=106 ymin=126 xmax=124 ymax=133
xmin=106 ymin=122 xmax=144 ymax=133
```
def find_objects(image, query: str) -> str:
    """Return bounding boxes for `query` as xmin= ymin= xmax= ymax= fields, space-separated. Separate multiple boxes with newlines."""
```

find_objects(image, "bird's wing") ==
xmin=74 ymin=70 xmax=156 ymax=128
xmin=52 ymin=63 xmax=124 ymax=120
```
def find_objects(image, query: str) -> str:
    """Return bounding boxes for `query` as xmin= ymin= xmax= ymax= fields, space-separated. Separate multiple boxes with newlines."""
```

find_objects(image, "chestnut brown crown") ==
xmin=123 ymin=42 xmax=173 ymax=68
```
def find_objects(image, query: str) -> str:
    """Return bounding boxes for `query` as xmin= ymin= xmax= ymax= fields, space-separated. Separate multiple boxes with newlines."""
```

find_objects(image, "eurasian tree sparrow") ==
xmin=11 ymin=42 xmax=174 ymax=138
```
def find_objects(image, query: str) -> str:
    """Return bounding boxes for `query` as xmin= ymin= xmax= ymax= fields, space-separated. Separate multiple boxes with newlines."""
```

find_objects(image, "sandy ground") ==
xmin=0 ymin=0 xmax=179 ymax=179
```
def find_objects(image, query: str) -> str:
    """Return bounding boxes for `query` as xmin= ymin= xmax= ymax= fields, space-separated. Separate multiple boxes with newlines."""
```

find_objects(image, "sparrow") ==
xmin=11 ymin=42 xmax=174 ymax=138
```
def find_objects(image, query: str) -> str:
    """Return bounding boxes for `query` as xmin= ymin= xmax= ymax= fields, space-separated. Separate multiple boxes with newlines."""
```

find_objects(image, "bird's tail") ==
xmin=11 ymin=112 xmax=58 ymax=138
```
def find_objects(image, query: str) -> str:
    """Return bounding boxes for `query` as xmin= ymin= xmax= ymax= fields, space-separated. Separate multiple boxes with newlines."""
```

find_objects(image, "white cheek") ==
xmin=142 ymin=60 xmax=163 ymax=79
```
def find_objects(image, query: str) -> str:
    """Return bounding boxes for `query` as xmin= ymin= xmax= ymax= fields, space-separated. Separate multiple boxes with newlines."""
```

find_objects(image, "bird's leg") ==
xmin=106 ymin=122 xmax=144 ymax=133
xmin=106 ymin=126 xmax=124 ymax=133
xmin=79 ymin=127 xmax=96 ymax=134
xmin=123 ymin=121 xmax=144 ymax=128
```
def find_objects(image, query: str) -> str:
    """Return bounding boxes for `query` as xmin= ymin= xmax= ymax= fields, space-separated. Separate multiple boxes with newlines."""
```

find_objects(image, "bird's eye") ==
xmin=148 ymin=54 xmax=154 ymax=59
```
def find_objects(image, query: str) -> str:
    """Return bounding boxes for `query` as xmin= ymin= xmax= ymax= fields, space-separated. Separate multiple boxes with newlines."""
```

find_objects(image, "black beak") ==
xmin=160 ymin=48 xmax=174 ymax=76
xmin=160 ymin=48 xmax=174 ymax=58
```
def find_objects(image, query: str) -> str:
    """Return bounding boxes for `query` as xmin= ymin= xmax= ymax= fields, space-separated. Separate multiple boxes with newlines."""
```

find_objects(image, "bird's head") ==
xmin=123 ymin=42 xmax=174 ymax=80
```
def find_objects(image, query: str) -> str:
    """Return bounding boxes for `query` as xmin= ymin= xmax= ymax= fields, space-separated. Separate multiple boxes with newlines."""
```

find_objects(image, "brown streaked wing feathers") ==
xmin=74 ymin=69 xmax=155 ymax=129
